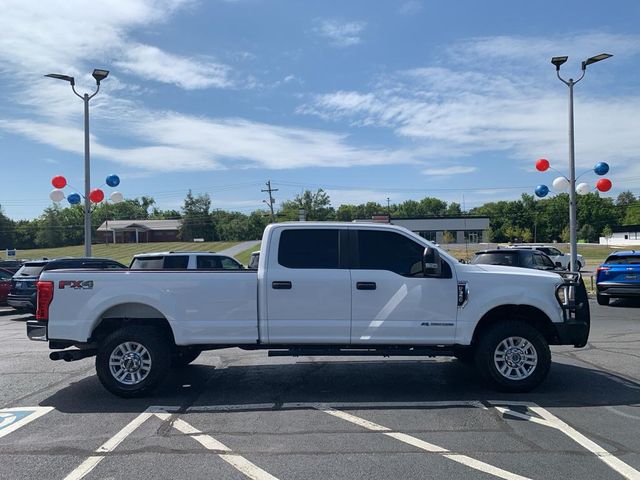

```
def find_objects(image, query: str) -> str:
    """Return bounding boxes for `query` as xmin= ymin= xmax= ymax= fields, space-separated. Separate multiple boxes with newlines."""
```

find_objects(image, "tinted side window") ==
xmin=197 ymin=256 xmax=221 ymax=269
xmin=356 ymin=230 xmax=423 ymax=275
xmin=0 ymin=271 xmax=11 ymax=279
xmin=472 ymin=253 xmax=519 ymax=267
xmin=163 ymin=256 xmax=189 ymax=269
xmin=278 ymin=229 xmax=339 ymax=269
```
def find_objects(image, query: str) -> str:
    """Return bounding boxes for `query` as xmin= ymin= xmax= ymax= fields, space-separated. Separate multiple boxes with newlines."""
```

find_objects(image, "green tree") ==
xmin=180 ymin=190 xmax=214 ymax=241
xmin=0 ymin=205 xmax=15 ymax=250
xmin=279 ymin=189 xmax=334 ymax=221
xmin=624 ymin=204 xmax=640 ymax=225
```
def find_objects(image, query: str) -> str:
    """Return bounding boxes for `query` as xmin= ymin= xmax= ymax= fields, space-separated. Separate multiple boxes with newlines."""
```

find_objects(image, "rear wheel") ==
xmin=596 ymin=294 xmax=610 ymax=306
xmin=96 ymin=326 xmax=171 ymax=398
xmin=475 ymin=321 xmax=550 ymax=392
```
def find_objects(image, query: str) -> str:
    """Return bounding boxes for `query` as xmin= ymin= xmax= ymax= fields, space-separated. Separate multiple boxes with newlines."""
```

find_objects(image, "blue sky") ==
xmin=1 ymin=0 xmax=639 ymax=219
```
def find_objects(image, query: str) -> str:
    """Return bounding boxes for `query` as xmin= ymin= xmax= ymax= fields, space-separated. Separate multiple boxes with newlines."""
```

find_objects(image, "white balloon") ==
xmin=109 ymin=191 xmax=124 ymax=204
xmin=576 ymin=182 xmax=591 ymax=195
xmin=552 ymin=176 xmax=570 ymax=192
xmin=49 ymin=188 xmax=65 ymax=202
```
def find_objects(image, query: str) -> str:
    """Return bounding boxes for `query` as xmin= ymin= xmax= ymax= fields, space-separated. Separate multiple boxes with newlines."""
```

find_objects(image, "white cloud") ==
xmin=398 ymin=1 xmax=423 ymax=15
xmin=422 ymin=166 xmax=477 ymax=176
xmin=300 ymin=32 xmax=640 ymax=175
xmin=0 ymin=0 xmax=235 ymax=91
xmin=315 ymin=19 xmax=366 ymax=47
xmin=115 ymin=44 xmax=233 ymax=89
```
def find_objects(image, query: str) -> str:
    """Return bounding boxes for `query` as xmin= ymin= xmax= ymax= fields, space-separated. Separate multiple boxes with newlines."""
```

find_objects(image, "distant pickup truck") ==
xmin=28 ymin=223 xmax=590 ymax=397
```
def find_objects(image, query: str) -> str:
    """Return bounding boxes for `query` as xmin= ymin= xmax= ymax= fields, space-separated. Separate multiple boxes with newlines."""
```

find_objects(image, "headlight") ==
xmin=555 ymin=283 xmax=576 ymax=306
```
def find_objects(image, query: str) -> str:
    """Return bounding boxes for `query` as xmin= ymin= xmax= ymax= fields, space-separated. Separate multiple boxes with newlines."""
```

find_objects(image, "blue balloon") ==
xmin=594 ymin=162 xmax=609 ymax=176
xmin=106 ymin=174 xmax=120 ymax=187
xmin=67 ymin=193 xmax=82 ymax=205
xmin=535 ymin=185 xmax=549 ymax=198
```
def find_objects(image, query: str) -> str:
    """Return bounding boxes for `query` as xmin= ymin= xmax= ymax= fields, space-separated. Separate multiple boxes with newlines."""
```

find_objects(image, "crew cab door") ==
xmin=350 ymin=229 xmax=458 ymax=344
xmin=265 ymin=227 xmax=351 ymax=344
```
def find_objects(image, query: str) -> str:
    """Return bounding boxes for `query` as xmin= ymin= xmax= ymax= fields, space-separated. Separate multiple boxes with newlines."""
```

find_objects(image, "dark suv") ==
xmin=8 ymin=258 xmax=126 ymax=312
xmin=471 ymin=248 xmax=560 ymax=271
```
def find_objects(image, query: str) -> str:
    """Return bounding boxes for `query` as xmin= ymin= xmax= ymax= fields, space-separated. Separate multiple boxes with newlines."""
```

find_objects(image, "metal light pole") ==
xmin=45 ymin=69 xmax=110 ymax=257
xmin=551 ymin=54 xmax=611 ymax=271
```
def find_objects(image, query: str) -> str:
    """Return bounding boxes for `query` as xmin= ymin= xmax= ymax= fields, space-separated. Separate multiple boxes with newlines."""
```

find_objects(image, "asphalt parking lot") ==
xmin=1 ymin=299 xmax=639 ymax=480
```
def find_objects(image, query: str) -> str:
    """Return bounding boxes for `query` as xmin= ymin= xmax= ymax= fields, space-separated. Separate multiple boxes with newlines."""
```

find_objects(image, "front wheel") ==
xmin=475 ymin=321 xmax=551 ymax=392
xmin=96 ymin=326 xmax=171 ymax=398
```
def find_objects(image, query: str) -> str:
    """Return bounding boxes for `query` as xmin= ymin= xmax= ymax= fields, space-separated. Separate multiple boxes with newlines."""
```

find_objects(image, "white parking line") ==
xmin=491 ymin=401 xmax=640 ymax=480
xmin=314 ymin=405 xmax=531 ymax=480
xmin=155 ymin=412 xmax=280 ymax=480
xmin=0 ymin=406 xmax=53 ymax=439
xmin=64 ymin=410 xmax=156 ymax=480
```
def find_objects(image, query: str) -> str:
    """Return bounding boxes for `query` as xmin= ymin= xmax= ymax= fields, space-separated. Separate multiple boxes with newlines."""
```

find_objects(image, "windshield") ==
xmin=605 ymin=255 xmax=640 ymax=264
xmin=130 ymin=257 xmax=164 ymax=269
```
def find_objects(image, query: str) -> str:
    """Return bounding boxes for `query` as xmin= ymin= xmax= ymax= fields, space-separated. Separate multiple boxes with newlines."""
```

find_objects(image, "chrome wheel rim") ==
xmin=493 ymin=336 xmax=538 ymax=380
xmin=109 ymin=342 xmax=152 ymax=385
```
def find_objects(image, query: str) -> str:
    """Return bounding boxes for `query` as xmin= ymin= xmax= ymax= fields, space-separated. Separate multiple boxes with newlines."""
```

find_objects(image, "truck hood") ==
xmin=459 ymin=263 xmax=562 ymax=280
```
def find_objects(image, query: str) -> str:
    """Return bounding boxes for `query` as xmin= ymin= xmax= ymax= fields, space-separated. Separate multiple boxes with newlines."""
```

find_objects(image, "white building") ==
xmin=355 ymin=216 xmax=490 ymax=243
xmin=599 ymin=225 xmax=640 ymax=246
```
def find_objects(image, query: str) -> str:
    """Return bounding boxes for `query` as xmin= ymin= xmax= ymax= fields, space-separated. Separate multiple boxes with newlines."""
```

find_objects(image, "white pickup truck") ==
xmin=27 ymin=223 xmax=590 ymax=397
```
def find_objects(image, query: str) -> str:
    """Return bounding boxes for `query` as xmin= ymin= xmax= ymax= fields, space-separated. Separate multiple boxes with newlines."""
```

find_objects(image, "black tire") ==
xmin=474 ymin=321 xmax=551 ymax=393
xmin=96 ymin=326 xmax=172 ymax=398
xmin=596 ymin=294 xmax=610 ymax=306
xmin=453 ymin=347 xmax=475 ymax=365
xmin=171 ymin=347 xmax=202 ymax=367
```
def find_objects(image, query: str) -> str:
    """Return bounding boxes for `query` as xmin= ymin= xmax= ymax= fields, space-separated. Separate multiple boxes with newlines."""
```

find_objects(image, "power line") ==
xmin=261 ymin=180 xmax=278 ymax=223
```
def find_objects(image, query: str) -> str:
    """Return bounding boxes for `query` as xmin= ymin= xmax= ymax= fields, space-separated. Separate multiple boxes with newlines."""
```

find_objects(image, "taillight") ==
xmin=36 ymin=281 xmax=54 ymax=321
xmin=596 ymin=266 xmax=610 ymax=273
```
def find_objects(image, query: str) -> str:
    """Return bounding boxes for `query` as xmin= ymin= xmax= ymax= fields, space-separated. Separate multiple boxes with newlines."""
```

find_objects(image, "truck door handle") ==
xmin=356 ymin=282 xmax=377 ymax=290
xmin=272 ymin=281 xmax=292 ymax=290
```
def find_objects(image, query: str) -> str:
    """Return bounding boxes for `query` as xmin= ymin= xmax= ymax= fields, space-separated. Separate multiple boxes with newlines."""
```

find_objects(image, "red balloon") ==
xmin=596 ymin=178 xmax=612 ymax=192
xmin=89 ymin=188 xmax=105 ymax=203
xmin=51 ymin=175 xmax=67 ymax=189
xmin=535 ymin=158 xmax=550 ymax=172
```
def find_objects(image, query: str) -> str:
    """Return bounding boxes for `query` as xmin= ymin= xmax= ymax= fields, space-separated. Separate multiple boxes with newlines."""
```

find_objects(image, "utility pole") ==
xmin=387 ymin=197 xmax=391 ymax=219
xmin=262 ymin=180 xmax=278 ymax=223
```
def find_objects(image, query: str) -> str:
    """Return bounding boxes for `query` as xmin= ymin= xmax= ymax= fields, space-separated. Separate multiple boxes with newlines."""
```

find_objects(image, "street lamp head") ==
xmin=582 ymin=53 xmax=613 ymax=70
xmin=551 ymin=56 xmax=569 ymax=71
xmin=44 ymin=73 xmax=75 ymax=86
xmin=92 ymin=69 xmax=109 ymax=84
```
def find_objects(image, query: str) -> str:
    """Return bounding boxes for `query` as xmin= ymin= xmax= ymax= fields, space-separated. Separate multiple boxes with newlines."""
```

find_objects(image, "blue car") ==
xmin=596 ymin=251 xmax=640 ymax=305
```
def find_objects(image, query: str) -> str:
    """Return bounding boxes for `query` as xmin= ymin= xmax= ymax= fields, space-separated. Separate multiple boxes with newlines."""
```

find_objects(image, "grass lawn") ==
xmin=9 ymin=241 xmax=238 ymax=266
xmin=235 ymin=243 xmax=261 ymax=265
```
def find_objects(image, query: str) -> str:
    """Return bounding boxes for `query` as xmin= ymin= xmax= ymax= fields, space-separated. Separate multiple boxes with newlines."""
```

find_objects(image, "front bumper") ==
xmin=554 ymin=275 xmax=590 ymax=347
xmin=27 ymin=320 xmax=48 ymax=341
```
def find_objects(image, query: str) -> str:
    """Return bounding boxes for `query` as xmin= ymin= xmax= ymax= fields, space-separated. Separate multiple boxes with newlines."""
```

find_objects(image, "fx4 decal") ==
xmin=59 ymin=280 xmax=94 ymax=290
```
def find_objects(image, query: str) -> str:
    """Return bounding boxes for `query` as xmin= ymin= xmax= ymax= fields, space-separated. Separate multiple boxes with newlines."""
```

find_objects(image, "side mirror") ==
xmin=423 ymin=246 xmax=442 ymax=277
xmin=555 ymin=261 xmax=562 ymax=268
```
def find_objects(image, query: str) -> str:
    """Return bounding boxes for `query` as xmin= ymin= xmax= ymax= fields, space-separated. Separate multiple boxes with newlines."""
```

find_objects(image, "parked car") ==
xmin=0 ymin=268 xmax=14 ymax=305
xmin=247 ymin=251 xmax=260 ymax=270
xmin=8 ymin=258 xmax=126 ymax=312
xmin=471 ymin=249 xmax=561 ymax=271
xmin=596 ymin=251 xmax=640 ymax=305
xmin=0 ymin=260 xmax=24 ymax=274
xmin=130 ymin=252 xmax=244 ymax=270
xmin=509 ymin=245 xmax=584 ymax=271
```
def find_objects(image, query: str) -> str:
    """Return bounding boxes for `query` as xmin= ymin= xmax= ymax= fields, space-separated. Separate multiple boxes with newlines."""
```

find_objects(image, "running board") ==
xmin=268 ymin=347 xmax=452 ymax=358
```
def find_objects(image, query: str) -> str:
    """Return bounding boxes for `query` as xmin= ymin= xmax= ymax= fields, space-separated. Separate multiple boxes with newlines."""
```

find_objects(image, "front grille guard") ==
xmin=555 ymin=272 xmax=588 ymax=321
